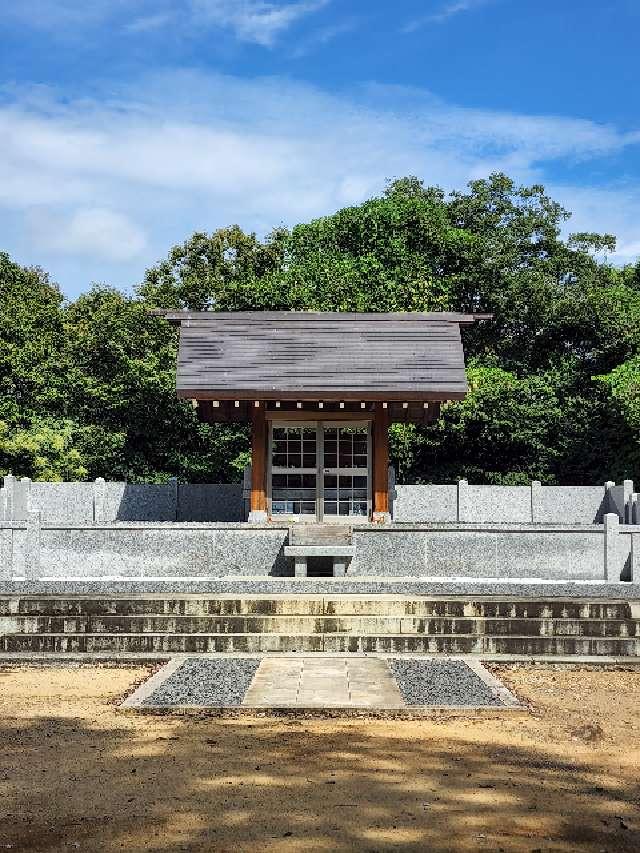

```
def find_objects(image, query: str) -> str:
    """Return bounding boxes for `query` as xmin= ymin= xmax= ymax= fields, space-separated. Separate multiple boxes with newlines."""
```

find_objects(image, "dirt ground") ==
xmin=0 ymin=663 xmax=639 ymax=853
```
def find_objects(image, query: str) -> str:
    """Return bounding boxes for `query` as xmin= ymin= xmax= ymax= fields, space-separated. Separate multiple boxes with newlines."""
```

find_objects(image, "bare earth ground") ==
xmin=0 ymin=664 xmax=639 ymax=853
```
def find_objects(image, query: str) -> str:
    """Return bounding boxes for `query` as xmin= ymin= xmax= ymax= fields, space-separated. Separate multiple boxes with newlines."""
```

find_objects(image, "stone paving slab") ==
xmin=121 ymin=655 xmax=521 ymax=711
xmin=244 ymin=657 xmax=404 ymax=708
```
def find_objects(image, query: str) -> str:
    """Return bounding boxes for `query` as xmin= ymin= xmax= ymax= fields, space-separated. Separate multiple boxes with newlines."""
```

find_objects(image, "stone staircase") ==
xmin=1 ymin=595 xmax=640 ymax=656
xmin=287 ymin=525 xmax=353 ymax=577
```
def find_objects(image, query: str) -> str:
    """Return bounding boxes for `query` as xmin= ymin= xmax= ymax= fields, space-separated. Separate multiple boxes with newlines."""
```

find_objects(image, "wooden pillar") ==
xmin=250 ymin=403 xmax=268 ymax=520
xmin=373 ymin=402 xmax=390 ymax=519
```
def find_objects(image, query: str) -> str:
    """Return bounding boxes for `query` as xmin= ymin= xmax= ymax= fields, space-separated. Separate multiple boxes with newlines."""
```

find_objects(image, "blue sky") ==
xmin=1 ymin=0 xmax=639 ymax=298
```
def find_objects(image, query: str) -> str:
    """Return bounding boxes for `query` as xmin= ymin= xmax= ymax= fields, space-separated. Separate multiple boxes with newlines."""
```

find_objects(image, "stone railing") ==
xmin=0 ymin=475 xmax=637 ymax=526
xmin=0 ymin=519 xmax=289 ymax=580
xmin=391 ymin=479 xmax=637 ymax=525
xmin=0 ymin=475 xmax=244 ymax=523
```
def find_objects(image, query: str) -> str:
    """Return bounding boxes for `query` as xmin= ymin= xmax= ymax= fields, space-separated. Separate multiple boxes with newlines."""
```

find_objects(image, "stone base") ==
xmin=247 ymin=510 xmax=269 ymax=523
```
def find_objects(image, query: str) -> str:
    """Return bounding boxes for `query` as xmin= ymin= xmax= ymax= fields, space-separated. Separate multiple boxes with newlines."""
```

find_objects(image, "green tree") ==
xmin=0 ymin=420 xmax=87 ymax=481
xmin=60 ymin=287 xmax=249 ymax=482
xmin=1 ymin=172 xmax=639 ymax=485
xmin=0 ymin=252 xmax=66 ymax=426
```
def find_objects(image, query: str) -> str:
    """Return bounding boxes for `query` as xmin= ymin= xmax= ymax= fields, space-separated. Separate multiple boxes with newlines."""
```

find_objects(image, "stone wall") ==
xmin=1 ymin=475 xmax=636 ymax=525
xmin=0 ymin=476 xmax=245 ymax=523
xmin=392 ymin=480 xmax=636 ymax=525
xmin=0 ymin=516 xmax=635 ymax=582
xmin=351 ymin=519 xmax=635 ymax=582
xmin=0 ymin=521 xmax=289 ymax=579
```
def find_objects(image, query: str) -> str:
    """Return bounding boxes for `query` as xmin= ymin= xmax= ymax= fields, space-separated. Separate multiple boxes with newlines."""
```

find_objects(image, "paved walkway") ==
xmin=242 ymin=657 xmax=404 ymax=708
xmin=122 ymin=655 xmax=523 ymax=712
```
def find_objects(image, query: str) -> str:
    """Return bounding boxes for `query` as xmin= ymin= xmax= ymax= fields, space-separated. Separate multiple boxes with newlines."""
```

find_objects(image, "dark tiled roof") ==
xmin=157 ymin=312 xmax=485 ymax=401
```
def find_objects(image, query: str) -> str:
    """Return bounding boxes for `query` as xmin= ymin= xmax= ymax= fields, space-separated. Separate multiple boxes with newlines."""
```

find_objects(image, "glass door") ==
xmin=321 ymin=423 xmax=370 ymax=521
xmin=269 ymin=424 xmax=318 ymax=520
xmin=269 ymin=421 xmax=371 ymax=521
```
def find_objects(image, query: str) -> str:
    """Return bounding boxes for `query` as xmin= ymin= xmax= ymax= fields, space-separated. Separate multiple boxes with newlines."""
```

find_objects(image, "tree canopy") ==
xmin=2 ymin=173 xmax=638 ymax=484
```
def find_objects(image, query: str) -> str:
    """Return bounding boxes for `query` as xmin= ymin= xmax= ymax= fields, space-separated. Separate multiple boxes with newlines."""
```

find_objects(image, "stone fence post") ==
xmin=624 ymin=481 xmax=635 ymax=523
xmin=94 ymin=477 xmax=106 ymax=522
xmin=624 ymin=479 xmax=634 ymax=523
xmin=530 ymin=481 xmax=540 ymax=522
xmin=24 ymin=510 xmax=41 ymax=580
xmin=457 ymin=479 xmax=467 ymax=522
xmin=2 ymin=474 xmax=16 ymax=521
xmin=603 ymin=512 xmax=620 ymax=581
xmin=169 ymin=477 xmax=178 ymax=521
xmin=13 ymin=477 xmax=32 ymax=521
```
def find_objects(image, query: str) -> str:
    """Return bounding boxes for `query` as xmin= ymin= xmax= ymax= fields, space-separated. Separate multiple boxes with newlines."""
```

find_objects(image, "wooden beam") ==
xmin=250 ymin=405 xmax=267 ymax=515
xmin=373 ymin=402 xmax=390 ymax=517
xmin=265 ymin=411 xmax=372 ymax=422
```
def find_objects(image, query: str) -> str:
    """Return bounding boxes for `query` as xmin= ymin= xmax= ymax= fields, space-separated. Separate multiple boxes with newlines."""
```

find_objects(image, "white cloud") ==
xmin=27 ymin=208 xmax=147 ymax=262
xmin=547 ymin=184 xmax=640 ymax=263
xmin=0 ymin=69 xmax=638 ymax=296
xmin=403 ymin=0 xmax=494 ymax=32
xmin=191 ymin=0 xmax=329 ymax=45
xmin=289 ymin=18 xmax=356 ymax=58
xmin=124 ymin=13 xmax=174 ymax=34
xmin=6 ymin=0 xmax=330 ymax=46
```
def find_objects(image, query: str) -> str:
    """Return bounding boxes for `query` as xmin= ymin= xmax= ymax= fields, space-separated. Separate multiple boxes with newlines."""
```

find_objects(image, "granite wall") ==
xmin=350 ymin=520 xmax=633 ymax=582
xmin=0 ymin=521 xmax=289 ymax=579
xmin=392 ymin=480 xmax=633 ymax=524
xmin=1 ymin=514 xmax=635 ymax=582
xmin=0 ymin=476 xmax=245 ymax=524
xmin=1 ymin=475 xmax=636 ymax=527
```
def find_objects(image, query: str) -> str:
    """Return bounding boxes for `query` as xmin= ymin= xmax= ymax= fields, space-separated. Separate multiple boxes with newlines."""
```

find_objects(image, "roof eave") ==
xmin=176 ymin=388 xmax=468 ymax=402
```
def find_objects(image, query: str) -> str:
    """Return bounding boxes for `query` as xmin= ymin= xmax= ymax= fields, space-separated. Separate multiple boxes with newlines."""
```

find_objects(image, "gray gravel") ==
xmin=142 ymin=657 xmax=260 ymax=707
xmin=388 ymin=659 xmax=504 ymax=706
xmin=2 ymin=579 xmax=638 ymax=599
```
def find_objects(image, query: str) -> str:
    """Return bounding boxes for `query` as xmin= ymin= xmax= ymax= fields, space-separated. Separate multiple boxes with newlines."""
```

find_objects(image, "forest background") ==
xmin=2 ymin=173 xmax=638 ymax=486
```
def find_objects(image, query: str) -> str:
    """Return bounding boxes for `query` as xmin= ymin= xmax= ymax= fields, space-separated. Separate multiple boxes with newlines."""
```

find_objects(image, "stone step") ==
xmin=0 ymin=597 xmax=633 ymax=620
xmin=324 ymin=600 xmax=634 ymax=619
xmin=3 ymin=614 xmax=639 ymax=637
xmin=2 ymin=632 xmax=640 ymax=656
xmin=290 ymin=525 xmax=352 ymax=545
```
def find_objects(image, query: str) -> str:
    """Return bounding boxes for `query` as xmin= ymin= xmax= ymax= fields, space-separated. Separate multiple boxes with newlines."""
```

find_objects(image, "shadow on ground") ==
xmin=1 ymin=679 xmax=639 ymax=853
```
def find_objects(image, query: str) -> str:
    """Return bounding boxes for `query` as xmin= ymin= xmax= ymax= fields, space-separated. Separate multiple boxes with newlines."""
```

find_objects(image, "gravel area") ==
xmin=141 ymin=657 xmax=260 ymax=707
xmin=388 ymin=659 xmax=504 ymax=706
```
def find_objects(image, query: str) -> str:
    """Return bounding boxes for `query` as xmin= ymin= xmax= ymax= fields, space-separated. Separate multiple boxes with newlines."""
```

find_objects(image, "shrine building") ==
xmin=156 ymin=310 xmax=490 ymax=524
